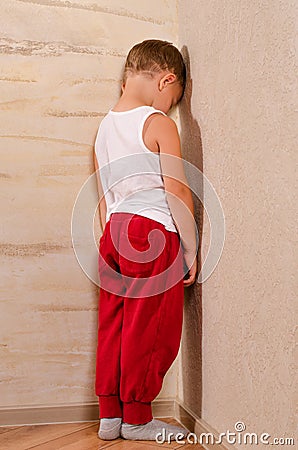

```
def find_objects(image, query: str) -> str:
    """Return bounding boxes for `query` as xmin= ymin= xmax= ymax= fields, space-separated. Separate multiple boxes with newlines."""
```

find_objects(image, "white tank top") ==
xmin=94 ymin=105 xmax=178 ymax=233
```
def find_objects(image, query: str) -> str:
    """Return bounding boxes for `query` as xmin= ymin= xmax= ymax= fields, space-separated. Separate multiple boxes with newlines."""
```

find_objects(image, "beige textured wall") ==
xmin=0 ymin=0 xmax=178 ymax=410
xmin=178 ymin=0 xmax=297 ymax=447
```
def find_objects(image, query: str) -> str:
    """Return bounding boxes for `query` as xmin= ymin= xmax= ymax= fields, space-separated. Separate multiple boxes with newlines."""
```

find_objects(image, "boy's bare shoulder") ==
xmin=143 ymin=112 xmax=181 ymax=157
xmin=146 ymin=113 xmax=179 ymax=140
xmin=150 ymin=113 xmax=178 ymax=129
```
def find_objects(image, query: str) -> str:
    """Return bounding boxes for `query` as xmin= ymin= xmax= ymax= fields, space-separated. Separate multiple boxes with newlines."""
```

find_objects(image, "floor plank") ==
xmin=26 ymin=424 xmax=116 ymax=449
xmin=0 ymin=426 xmax=20 ymax=435
xmin=0 ymin=422 xmax=95 ymax=450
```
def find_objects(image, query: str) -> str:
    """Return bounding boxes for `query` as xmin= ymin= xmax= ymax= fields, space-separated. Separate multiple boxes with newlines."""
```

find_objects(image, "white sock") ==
xmin=98 ymin=417 xmax=122 ymax=440
xmin=121 ymin=418 xmax=189 ymax=441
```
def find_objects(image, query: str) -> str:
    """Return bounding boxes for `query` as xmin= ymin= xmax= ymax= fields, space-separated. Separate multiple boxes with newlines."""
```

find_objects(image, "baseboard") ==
xmin=175 ymin=400 xmax=235 ymax=450
xmin=0 ymin=398 xmax=175 ymax=427
xmin=0 ymin=402 xmax=98 ymax=427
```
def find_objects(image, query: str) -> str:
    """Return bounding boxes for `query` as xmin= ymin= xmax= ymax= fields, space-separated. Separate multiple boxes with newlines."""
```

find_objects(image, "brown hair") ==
xmin=123 ymin=39 xmax=186 ymax=94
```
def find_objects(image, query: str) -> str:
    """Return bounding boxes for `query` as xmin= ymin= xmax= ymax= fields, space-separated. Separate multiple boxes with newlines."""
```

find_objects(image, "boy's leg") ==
xmin=95 ymin=286 xmax=123 ymax=418
xmin=118 ymin=215 xmax=184 ymax=424
xmin=121 ymin=278 xmax=184 ymax=424
xmin=95 ymin=218 xmax=125 ymax=419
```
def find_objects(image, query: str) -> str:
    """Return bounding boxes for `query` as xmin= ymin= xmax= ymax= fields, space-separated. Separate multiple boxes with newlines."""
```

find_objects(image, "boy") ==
xmin=94 ymin=40 xmax=198 ymax=441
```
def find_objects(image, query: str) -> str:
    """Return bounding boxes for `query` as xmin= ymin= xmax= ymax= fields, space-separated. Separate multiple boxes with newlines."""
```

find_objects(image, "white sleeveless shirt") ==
xmin=94 ymin=105 xmax=178 ymax=233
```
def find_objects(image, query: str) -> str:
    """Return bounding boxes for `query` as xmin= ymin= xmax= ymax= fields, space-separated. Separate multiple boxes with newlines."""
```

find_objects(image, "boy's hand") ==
xmin=183 ymin=259 xmax=197 ymax=287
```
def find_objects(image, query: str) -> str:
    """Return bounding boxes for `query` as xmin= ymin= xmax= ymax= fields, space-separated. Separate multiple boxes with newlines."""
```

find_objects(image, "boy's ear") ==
xmin=158 ymin=72 xmax=177 ymax=91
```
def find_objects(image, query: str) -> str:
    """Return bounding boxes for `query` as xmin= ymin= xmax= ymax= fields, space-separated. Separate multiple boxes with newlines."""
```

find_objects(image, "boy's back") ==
xmin=95 ymin=105 xmax=178 ymax=233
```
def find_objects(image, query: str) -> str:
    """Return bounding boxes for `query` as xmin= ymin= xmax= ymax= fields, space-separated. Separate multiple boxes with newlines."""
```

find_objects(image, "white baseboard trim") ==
xmin=0 ymin=398 xmax=175 ymax=427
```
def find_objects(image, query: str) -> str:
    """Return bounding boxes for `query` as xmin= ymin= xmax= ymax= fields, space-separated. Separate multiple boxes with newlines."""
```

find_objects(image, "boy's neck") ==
xmin=112 ymin=75 xmax=155 ymax=111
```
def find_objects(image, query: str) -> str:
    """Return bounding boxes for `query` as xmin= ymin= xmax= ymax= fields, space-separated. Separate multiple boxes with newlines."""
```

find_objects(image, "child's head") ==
xmin=122 ymin=39 xmax=186 ymax=113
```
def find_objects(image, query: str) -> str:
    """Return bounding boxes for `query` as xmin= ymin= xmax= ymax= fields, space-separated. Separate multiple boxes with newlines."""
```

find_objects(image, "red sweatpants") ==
xmin=95 ymin=212 xmax=184 ymax=424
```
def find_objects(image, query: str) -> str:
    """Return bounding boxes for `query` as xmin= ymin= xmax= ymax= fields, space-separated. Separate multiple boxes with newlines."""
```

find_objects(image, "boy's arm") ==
xmin=145 ymin=114 xmax=198 ymax=285
xmin=93 ymin=150 xmax=107 ymax=232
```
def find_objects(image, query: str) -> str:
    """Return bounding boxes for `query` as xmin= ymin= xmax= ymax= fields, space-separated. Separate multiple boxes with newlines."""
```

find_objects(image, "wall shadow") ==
xmin=179 ymin=45 xmax=204 ymax=422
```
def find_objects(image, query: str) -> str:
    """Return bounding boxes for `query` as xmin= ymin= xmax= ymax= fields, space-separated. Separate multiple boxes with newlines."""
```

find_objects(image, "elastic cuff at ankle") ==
xmin=122 ymin=400 xmax=152 ymax=424
xmin=98 ymin=395 xmax=122 ymax=418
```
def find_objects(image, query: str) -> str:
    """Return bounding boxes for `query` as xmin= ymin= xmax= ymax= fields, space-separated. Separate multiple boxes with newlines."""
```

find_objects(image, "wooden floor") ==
xmin=0 ymin=417 xmax=204 ymax=449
